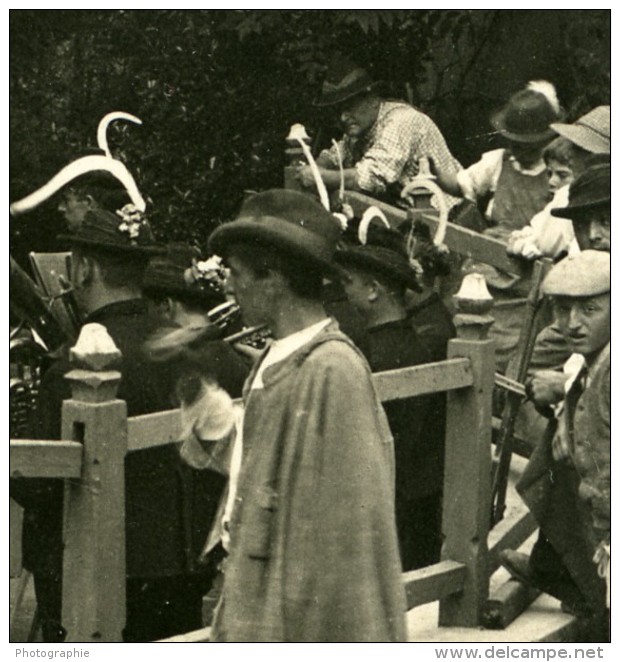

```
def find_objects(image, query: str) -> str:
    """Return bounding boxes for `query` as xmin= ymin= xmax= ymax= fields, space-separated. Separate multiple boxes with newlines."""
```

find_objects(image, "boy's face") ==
xmin=546 ymin=159 xmax=574 ymax=194
xmin=553 ymin=292 xmax=611 ymax=359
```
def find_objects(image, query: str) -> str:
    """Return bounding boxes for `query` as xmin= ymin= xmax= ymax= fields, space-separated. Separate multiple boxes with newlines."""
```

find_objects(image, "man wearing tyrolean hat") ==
xmin=10 ymin=209 xmax=213 ymax=642
xmin=336 ymin=224 xmax=446 ymax=572
xmin=182 ymin=189 xmax=407 ymax=642
xmin=297 ymin=57 xmax=461 ymax=206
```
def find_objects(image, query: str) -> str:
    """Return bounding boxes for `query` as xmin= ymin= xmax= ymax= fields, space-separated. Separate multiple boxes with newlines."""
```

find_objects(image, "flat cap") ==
xmin=542 ymin=250 xmax=610 ymax=297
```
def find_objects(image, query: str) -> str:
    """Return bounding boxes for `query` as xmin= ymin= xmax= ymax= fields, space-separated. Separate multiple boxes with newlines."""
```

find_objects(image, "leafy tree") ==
xmin=10 ymin=9 xmax=610 ymax=263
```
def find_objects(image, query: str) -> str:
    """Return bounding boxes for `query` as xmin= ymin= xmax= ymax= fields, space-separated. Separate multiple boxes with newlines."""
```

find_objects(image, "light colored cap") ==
xmin=550 ymin=105 xmax=610 ymax=154
xmin=542 ymin=250 xmax=610 ymax=297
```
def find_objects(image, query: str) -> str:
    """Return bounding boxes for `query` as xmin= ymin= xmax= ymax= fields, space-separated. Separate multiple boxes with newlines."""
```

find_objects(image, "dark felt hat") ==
xmin=314 ymin=56 xmax=379 ymax=107
xmin=492 ymin=82 xmax=563 ymax=143
xmin=551 ymin=162 xmax=610 ymax=221
xmin=208 ymin=189 xmax=343 ymax=275
xmin=59 ymin=207 xmax=164 ymax=256
xmin=335 ymin=225 xmax=422 ymax=292
xmin=143 ymin=243 xmax=226 ymax=308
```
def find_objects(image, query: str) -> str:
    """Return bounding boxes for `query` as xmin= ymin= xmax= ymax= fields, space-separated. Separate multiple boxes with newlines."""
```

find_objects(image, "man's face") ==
xmin=58 ymin=189 xmax=93 ymax=232
xmin=338 ymin=94 xmax=379 ymax=138
xmin=225 ymin=254 xmax=272 ymax=327
xmin=546 ymin=159 xmax=574 ymax=195
xmin=572 ymin=207 xmax=611 ymax=252
xmin=554 ymin=292 xmax=611 ymax=358
xmin=341 ymin=267 xmax=373 ymax=315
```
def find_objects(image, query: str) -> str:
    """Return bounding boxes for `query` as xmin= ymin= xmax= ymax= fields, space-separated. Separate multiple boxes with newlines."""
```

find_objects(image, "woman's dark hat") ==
xmin=314 ymin=56 xmax=380 ymax=107
xmin=335 ymin=225 xmax=422 ymax=292
xmin=143 ymin=243 xmax=226 ymax=308
xmin=491 ymin=81 xmax=563 ymax=143
xmin=58 ymin=206 xmax=164 ymax=255
xmin=551 ymin=163 xmax=610 ymax=221
xmin=208 ymin=189 xmax=343 ymax=275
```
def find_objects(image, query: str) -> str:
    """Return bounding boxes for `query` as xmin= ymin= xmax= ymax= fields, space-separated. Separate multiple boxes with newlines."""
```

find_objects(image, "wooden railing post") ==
xmin=60 ymin=331 xmax=126 ymax=642
xmin=439 ymin=274 xmax=495 ymax=627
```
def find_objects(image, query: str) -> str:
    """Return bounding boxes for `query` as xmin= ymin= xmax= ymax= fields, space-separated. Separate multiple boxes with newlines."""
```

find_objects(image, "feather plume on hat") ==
xmin=527 ymin=80 xmax=561 ymax=116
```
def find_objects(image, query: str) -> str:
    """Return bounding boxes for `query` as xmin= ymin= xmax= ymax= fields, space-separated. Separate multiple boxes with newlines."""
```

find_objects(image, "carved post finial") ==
xmin=453 ymin=273 xmax=495 ymax=340
xmin=65 ymin=323 xmax=122 ymax=402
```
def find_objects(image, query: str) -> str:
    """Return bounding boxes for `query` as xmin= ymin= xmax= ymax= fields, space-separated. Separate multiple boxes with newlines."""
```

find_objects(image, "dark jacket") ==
xmin=359 ymin=316 xmax=446 ymax=570
xmin=12 ymin=299 xmax=245 ymax=578
xmin=408 ymin=292 xmax=455 ymax=362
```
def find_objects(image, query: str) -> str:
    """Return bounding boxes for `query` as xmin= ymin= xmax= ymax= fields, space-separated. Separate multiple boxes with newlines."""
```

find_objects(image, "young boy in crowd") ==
xmin=507 ymin=106 xmax=610 ymax=260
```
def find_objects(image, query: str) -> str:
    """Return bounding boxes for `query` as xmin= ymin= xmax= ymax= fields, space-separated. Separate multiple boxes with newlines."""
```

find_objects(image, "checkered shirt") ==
xmin=320 ymin=101 xmax=461 ymax=205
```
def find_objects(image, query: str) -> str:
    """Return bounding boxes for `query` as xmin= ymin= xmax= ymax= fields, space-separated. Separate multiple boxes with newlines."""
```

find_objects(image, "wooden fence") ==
xmin=9 ymin=286 xmax=539 ymax=642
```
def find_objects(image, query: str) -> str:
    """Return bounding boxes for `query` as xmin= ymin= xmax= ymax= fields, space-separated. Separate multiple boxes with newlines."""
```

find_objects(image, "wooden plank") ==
xmin=62 ymin=398 xmax=127 ymax=642
xmin=416 ymin=213 xmax=526 ymax=277
xmin=488 ymin=510 xmax=537 ymax=576
xmin=346 ymin=191 xmax=526 ymax=276
xmin=9 ymin=440 xmax=83 ymax=478
xmin=127 ymin=408 xmax=182 ymax=451
xmin=347 ymin=191 xmax=409 ymax=228
xmin=484 ymin=578 xmax=540 ymax=630
xmin=403 ymin=561 xmax=467 ymax=610
xmin=158 ymin=627 xmax=211 ymax=643
xmin=439 ymin=333 xmax=495 ymax=627
xmin=373 ymin=358 xmax=472 ymax=401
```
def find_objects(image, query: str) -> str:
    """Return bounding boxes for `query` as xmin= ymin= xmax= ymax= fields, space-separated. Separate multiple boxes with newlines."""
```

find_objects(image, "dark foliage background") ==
xmin=9 ymin=9 xmax=610 ymax=264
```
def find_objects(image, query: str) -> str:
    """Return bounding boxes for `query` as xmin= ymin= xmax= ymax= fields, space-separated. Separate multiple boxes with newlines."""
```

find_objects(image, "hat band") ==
xmin=323 ymin=68 xmax=370 ymax=93
xmin=233 ymin=214 xmax=339 ymax=262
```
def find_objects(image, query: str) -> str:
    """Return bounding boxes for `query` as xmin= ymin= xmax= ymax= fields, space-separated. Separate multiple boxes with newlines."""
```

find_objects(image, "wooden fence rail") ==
xmin=9 ymin=302 xmax=503 ymax=641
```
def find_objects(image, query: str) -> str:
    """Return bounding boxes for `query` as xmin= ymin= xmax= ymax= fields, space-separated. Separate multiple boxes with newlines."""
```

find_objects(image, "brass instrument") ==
xmin=208 ymin=300 xmax=270 ymax=349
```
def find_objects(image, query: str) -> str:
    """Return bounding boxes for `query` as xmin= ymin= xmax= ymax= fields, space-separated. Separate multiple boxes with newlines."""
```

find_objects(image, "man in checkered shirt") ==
xmin=297 ymin=58 xmax=462 ymax=207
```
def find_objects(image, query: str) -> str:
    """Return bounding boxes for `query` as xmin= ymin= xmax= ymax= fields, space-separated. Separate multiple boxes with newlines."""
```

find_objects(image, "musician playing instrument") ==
xmin=181 ymin=189 xmax=407 ymax=642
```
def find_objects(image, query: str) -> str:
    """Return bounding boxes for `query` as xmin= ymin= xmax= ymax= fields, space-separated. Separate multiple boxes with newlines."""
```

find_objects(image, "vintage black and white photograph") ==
xmin=9 ymin=7 xmax=611 ymax=647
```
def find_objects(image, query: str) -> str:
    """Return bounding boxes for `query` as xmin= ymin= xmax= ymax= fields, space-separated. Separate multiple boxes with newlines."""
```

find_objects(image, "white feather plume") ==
xmin=527 ymin=80 xmax=560 ymax=116
xmin=358 ymin=206 xmax=390 ymax=245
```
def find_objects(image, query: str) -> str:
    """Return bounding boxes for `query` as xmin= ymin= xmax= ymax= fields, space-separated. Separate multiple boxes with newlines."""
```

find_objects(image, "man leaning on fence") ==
xmin=180 ymin=189 xmax=407 ymax=642
xmin=10 ymin=208 xmax=213 ymax=642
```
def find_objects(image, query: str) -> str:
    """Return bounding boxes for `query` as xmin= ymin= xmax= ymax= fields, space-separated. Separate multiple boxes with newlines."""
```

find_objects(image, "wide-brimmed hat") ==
xmin=492 ymin=81 xmax=564 ymax=143
xmin=542 ymin=250 xmax=610 ymax=297
xmin=143 ymin=243 xmax=226 ymax=308
xmin=59 ymin=206 xmax=164 ymax=255
xmin=335 ymin=225 xmax=422 ymax=292
xmin=314 ymin=56 xmax=380 ymax=107
xmin=551 ymin=162 xmax=610 ymax=221
xmin=208 ymin=189 xmax=342 ymax=275
xmin=550 ymin=105 xmax=610 ymax=155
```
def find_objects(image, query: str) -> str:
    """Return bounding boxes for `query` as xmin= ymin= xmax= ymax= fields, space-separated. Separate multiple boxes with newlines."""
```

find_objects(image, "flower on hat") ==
xmin=116 ymin=203 xmax=146 ymax=242
xmin=184 ymin=255 xmax=227 ymax=297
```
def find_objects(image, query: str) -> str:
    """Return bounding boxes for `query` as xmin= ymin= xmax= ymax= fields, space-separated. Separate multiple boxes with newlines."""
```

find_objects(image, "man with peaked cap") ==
xmin=182 ymin=189 xmax=406 ymax=642
xmin=10 ymin=210 xmax=210 ymax=642
xmin=336 ymin=224 xmax=446 ymax=572
xmin=501 ymin=251 xmax=610 ymax=637
xmin=525 ymin=161 xmax=611 ymax=402
xmin=298 ymin=57 xmax=461 ymax=206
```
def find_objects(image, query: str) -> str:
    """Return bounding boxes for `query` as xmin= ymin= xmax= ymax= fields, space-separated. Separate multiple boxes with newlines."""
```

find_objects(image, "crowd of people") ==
xmin=9 ymin=56 xmax=611 ymax=643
